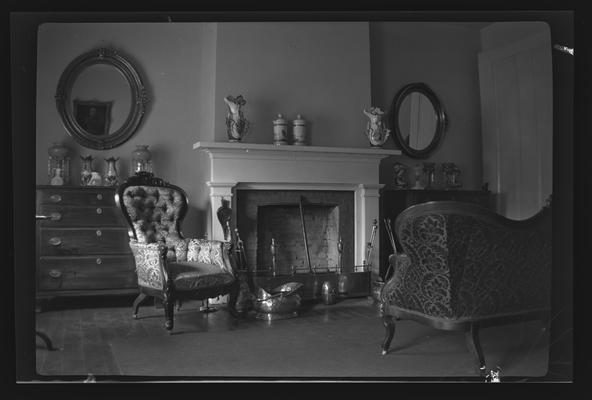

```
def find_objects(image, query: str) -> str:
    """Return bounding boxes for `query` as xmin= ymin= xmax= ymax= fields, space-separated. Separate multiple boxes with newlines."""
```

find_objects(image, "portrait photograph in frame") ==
xmin=73 ymin=99 xmax=112 ymax=136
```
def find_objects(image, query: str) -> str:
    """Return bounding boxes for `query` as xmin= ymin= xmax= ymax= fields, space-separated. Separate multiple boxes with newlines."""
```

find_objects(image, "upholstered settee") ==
xmin=379 ymin=200 xmax=552 ymax=375
xmin=115 ymin=172 xmax=240 ymax=332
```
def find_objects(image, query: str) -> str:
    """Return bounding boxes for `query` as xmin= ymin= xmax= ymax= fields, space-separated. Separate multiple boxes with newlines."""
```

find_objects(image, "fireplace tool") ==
xmin=299 ymin=196 xmax=315 ymax=274
xmin=234 ymin=228 xmax=248 ymax=270
xmin=364 ymin=218 xmax=378 ymax=271
xmin=337 ymin=235 xmax=343 ymax=274
xmin=270 ymin=238 xmax=278 ymax=276
xmin=383 ymin=218 xmax=397 ymax=280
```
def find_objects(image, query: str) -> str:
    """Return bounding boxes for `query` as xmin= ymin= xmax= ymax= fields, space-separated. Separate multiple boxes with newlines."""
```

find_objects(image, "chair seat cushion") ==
xmin=168 ymin=261 xmax=234 ymax=291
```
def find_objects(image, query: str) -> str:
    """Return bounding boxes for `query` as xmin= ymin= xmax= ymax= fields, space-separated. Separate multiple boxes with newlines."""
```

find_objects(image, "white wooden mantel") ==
xmin=193 ymin=141 xmax=401 ymax=273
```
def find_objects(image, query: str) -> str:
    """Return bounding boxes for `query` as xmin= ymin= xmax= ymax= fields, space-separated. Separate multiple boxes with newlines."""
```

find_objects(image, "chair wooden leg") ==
xmin=132 ymin=293 xmax=147 ymax=319
xmin=465 ymin=323 xmax=486 ymax=377
xmin=227 ymin=282 xmax=241 ymax=318
xmin=163 ymin=299 xmax=175 ymax=333
xmin=381 ymin=314 xmax=395 ymax=355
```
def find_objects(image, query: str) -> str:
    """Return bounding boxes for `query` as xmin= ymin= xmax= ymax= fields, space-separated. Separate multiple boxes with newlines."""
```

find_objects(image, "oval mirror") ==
xmin=55 ymin=48 xmax=148 ymax=150
xmin=389 ymin=82 xmax=447 ymax=159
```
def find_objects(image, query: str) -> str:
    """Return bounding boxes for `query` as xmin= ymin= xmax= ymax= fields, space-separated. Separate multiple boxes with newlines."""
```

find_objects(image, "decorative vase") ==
xmin=363 ymin=107 xmax=390 ymax=147
xmin=423 ymin=162 xmax=436 ymax=189
xmin=272 ymin=114 xmax=288 ymax=145
xmin=80 ymin=155 xmax=94 ymax=186
xmin=50 ymin=168 xmax=64 ymax=186
xmin=393 ymin=162 xmax=408 ymax=189
xmin=216 ymin=198 xmax=232 ymax=241
xmin=412 ymin=164 xmax=424 ymax=190
xmin=47 ymin=142 xmax=70 ymax=185
xmin=292 ymin=114 xmax=307 ymax=145
xmin=442 ymin=162 xmax=462 ymax=189
xmin=224 ymin=95 xmax=250 ymax=142
xmin=103 ymin=157 xmax=119 ymax=187
xmin=130 ymin=145 xmax=152 ymax=174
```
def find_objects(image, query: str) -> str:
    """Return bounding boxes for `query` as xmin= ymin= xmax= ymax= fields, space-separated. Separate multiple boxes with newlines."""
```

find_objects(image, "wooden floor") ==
xmin=34 ymin=294 xmax=564 ymax=381
xmin=36 ymin=295 xmax=384 ymax=377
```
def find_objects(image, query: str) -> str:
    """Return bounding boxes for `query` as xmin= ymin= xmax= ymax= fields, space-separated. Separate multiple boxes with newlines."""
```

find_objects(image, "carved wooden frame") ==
xmin=55 ymin=47 xmax=149 ymax=150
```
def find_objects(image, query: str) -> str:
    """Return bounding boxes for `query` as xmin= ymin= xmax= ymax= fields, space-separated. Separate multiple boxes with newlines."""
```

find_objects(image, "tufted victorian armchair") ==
xmin=115 ymin=172 xmax=240 ymax=332
xmin=379 ymin=200 xmax=552 ymax=376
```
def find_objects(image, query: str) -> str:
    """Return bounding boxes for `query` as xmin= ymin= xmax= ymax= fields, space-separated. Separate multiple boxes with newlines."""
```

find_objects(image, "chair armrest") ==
xmin=380 ymin=252 xmax=411 ymax=305
xmin=128 ymin=240 xmax=168 ymax=290
xmin=187 ymin=239 xmax=237 ymax=277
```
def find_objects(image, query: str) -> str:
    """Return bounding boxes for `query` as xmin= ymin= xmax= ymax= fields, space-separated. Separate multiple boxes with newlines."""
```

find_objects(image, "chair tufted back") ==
xmin=120 ymin=184 xmax=187 ymax=259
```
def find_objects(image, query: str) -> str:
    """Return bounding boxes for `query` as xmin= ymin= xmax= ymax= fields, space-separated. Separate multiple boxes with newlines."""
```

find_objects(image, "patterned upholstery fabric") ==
xmin=187 ymin=239 xmax=235 ymax=276
xmin=383 ymin=204 xmax=552 ymax=322
xmin=122 ymin=185 xmax=186 ymax=260
xmin=122 ymin=183 xmax=236 ymax=293
xmin=129 ymin=240 xmax=166 ymax=290
xmin=168 ymin=262 xmax=235 ymax=291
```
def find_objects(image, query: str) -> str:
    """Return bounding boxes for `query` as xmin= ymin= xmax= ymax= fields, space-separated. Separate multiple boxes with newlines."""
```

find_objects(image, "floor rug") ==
xmin=109 ymin=313 xmax=548 ymax=379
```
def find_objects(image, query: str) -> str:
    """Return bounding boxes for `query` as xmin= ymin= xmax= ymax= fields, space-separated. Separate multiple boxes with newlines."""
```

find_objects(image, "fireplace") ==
xmin=235 ymin=189 xmax=354 ymax=276
xmin=194 ymin=141 xmax=400 ymax=289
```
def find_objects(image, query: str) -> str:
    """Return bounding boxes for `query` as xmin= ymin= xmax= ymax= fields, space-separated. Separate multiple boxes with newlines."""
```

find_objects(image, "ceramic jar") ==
xmin=292 ymin=114 xmax=307 ymax=145
xmin=273 ymin=114 xmax=288 ymax=145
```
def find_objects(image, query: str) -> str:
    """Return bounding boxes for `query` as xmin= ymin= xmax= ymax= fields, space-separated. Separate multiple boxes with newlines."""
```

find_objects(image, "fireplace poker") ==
xmin=365 ymin=219 xmax=378 ymax=270
xmin=299 ymin=196 xmax=314 ymax=274
xmin=384 ymin=218 xmax=397 ymax=254
xmin=234 ymin=228 xmax=248 ymax=270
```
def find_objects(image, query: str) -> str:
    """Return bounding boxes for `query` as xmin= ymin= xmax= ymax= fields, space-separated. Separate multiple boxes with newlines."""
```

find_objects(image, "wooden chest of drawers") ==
xmin=36 ymin=186 xmax=137 ymax=300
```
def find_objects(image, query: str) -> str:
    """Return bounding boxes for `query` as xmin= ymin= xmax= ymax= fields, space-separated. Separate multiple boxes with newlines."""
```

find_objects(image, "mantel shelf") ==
xmin=193 ymin=141 xmax=401 ymax=158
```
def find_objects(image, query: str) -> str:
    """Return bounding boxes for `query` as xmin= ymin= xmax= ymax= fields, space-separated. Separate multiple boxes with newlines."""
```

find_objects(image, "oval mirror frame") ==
xmin=55 ymin=47 xmax=148 ymax=150
xmin=389 ymin=82 xmax=447 ymax=159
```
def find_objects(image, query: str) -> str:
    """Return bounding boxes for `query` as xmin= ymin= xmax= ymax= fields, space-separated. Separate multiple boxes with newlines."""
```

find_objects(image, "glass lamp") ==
xmin=47 ymin=142 xmax=70 ymax=185
xmin=130 ymin=145 xmax=153 ymax=175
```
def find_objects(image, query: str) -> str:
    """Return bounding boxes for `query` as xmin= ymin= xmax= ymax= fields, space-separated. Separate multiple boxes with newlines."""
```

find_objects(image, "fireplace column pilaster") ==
xmin=355 ymin=183 xmax=383 ymax=276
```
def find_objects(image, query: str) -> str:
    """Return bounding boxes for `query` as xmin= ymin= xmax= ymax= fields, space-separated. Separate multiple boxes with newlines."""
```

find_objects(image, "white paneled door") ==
xmin=479 ymin=32 xmax=553 ymax=219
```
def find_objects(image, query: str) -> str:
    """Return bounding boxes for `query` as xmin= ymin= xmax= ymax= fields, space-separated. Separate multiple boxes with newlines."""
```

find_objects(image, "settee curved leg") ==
xmin=381 ymin=314 xmax=395 ymax=355
xmin=227 ymin=282 xmax=241 ymax=318
xmin=465 ymin=323 xmax=486 ymax=376
xmin=132 ymin=293 xmax=147 ymax=319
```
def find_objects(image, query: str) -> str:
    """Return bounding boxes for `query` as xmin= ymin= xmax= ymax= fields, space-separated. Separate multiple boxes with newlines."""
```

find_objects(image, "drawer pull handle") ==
xmin=48 ymin=269 xmax=62 ymax=278
xmin=48 ymin=237 xmax=62 ymax=246
xmin=96 ymin=230 xmax=102 ymax=236
xmin=96 ymin=207 xmax=103 ymax=214
xmin=97 ymin=193 xmax=103 ymax=200
xmin=96 ymin=258 xmax=103 ymax=265
xmin=36 ymin=213 xmax=61 ymax=221
xmin=49 ymin=194 xmax=62 ymax=203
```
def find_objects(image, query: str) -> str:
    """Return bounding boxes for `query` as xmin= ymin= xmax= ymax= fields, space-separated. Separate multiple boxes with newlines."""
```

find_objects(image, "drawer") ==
xmin=37 ymin=205 xmax=126 ymax=226
xmin=38 ymin=255 xmax=137 ymax=291
xmin=39 ymin=227 xmax=131 ymax=256
xmin=37 ymin=188 xmax=116 ymax=206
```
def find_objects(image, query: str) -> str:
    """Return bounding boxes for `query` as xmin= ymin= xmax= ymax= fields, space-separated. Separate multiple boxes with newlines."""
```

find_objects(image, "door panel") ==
xmin=479 ymin=31 xmax=552 ymax=219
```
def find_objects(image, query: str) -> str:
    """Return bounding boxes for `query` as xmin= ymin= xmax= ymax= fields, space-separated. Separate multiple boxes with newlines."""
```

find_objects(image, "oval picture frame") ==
xmin=55 ymin=47 xmax=149 ymax=150
xmin=388 ymin=82 xmax=447 ymax=159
